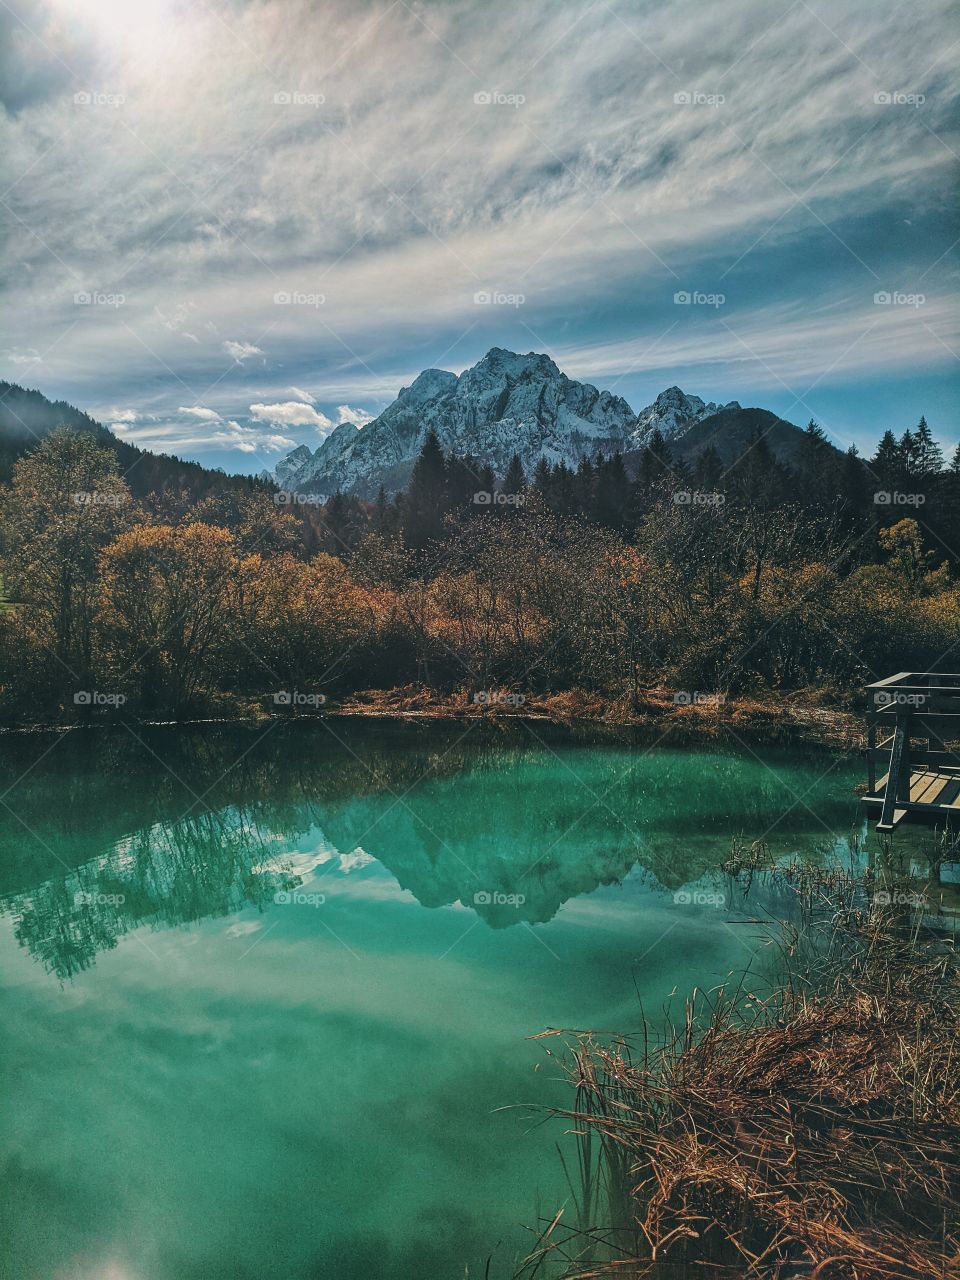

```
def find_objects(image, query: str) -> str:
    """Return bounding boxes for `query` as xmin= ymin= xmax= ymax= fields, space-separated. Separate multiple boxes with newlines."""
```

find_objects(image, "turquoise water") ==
xmin=0 ymin=722 xmax=866 ymax=1280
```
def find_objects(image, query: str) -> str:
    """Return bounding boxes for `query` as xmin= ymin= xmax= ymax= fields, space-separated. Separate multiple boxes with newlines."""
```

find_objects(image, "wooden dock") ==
xmin=861 ymin=672 xmax=960 ymax=833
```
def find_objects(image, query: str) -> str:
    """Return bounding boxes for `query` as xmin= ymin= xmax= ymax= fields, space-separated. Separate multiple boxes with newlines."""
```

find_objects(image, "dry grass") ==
xmin=331 ymin=685 xmax=862 ymax=748
xmin=518 ymin=861 xmax=960 ymax=1280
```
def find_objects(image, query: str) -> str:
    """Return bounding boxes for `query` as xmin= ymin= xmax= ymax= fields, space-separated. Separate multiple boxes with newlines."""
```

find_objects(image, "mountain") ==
xmin=663 ymin=406 xmax=820 ymax=468
xmin=0 ymin=382 xmax=275 ymax=501
xmin=632 ymin=386 xmax=740 ymax=445
xmin=274 ymin=348 xmax=743 ymax=497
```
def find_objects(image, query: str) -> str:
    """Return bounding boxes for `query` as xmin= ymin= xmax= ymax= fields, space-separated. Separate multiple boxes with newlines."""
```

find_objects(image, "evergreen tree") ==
xmin=573 ymin=457 xmax=595 ymax=515
xmin=693 ymin=444 xmax=724 ymax=491
xmin=403 ymin=430 xmax=447 ymax=547
xmin=838 ymin=445 xmax=870 ymax=530
xmin=798 ymin=418 xmax=832 ymax=499
xmin=374 ymin=485 xmax=388 ymax=534
xmin=531 ymin=457 xmax=553 ymax=504
xmin=553 ymin=462 xmax=576 ymax=516
xmin=899 ymin=429 xmax=921 ymax=478
xmin=913 ymin=416 xmax=944 ymax=477
xmin=871 ymin=430 xmax=903 ymax=487
xmin=477 ymin=463 xmax=496 ymax=505
xmin=445 ymin=454 xmax=480 ymax=512
xmin=594 ymin=452 xmax=630 ymax=530
xmin=502 ymin=453 xmax=526 ymax=497
xmin=638 ymin=429 xmax=673 ymax=490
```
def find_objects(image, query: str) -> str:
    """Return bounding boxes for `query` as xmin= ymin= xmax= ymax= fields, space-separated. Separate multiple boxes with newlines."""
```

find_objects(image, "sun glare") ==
xmin=52 ymin=0 xmax=174 ymax=52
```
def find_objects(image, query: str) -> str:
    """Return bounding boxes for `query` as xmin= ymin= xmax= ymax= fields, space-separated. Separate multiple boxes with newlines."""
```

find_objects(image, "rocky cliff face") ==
xmin=275 ymin=347 xmax=740 ymax=496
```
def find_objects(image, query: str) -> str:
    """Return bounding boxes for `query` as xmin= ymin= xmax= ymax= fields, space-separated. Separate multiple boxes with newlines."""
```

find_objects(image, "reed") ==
xmin=519 ymin=849 xmax=960 ymax=1279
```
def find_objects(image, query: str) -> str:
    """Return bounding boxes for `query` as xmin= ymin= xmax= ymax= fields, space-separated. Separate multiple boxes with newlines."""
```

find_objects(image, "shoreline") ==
xmin=0 ymin=688 xmax=865 ymax=751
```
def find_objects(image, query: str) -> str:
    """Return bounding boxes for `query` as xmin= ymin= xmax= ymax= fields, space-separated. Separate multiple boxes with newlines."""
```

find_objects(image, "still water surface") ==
xmin=0 ymin=722 xmax=865 ymax=1279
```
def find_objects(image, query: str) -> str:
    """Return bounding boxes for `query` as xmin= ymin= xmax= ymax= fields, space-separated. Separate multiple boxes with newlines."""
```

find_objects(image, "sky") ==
xmin=1 ymin=0 xmax=957 ymax=475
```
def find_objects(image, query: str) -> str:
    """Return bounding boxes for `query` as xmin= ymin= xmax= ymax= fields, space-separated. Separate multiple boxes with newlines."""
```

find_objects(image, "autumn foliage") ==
xmin=0 ymin=428 xmax=957 ymax=723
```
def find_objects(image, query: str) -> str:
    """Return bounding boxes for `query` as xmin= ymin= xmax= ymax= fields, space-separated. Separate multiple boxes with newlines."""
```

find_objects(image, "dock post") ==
xmin=877 ymin=712 xmax=910 ymax=833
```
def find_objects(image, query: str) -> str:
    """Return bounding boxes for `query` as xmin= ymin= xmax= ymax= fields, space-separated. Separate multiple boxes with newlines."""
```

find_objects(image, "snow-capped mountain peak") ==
xmin=633 ymin=386 xmax=741 ymax=444
xmin=273 ymin=348 xmax=740 ymax=497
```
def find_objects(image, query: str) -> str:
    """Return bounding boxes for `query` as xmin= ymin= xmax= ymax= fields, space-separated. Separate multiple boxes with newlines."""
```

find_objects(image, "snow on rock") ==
xmin=274 ymin=348 xmax=738 ymax=497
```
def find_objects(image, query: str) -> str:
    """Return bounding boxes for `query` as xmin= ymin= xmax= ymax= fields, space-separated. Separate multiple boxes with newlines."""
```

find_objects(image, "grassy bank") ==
xmin=333 ymin=686 xmax=863 ymax=749
xmin=0 ymin=685 xmax=865 ymax=750
xmin=520 ymin=847 xmax=960 ymax=1280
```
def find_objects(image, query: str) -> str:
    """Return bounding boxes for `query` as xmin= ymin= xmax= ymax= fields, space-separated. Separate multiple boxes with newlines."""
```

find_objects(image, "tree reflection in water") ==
xmin=0 ymin=721 xmax=865 ymax=979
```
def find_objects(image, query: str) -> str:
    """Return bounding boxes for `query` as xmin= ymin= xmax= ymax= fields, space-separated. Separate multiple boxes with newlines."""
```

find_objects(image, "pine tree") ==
xmin=553 ymin=462 xmax=575 ymax=516
xmin=693 ymin=445 xmax=724 ymax=490
xmin=839 ymin=445 xmax=870 ymax=524
xmin=403 ymin=429 xmax=447 ymax=547
xmin=445 ymin=454 xmax=480 ymax=512
xmin=477 ymin=463 xmax=496 ymax=503
xmin=639 ymin=429 xmax=673 ymax=490
xmin=871 ymin=429 xmax=903 ymax=486
xmin=899 ymin=429 xmax=921 ymax=478
xmin=531 ymin=457 xmax=552 ymax=503
xmin=594 ymin=452 xmax=630 ymax=530
xmin=503 ymin=453 xmax=526 ymax=496
xmin=374 ymin=485 xmax=388 ymax=534
xmin=913 ymin=416 xmax=944 ymax=477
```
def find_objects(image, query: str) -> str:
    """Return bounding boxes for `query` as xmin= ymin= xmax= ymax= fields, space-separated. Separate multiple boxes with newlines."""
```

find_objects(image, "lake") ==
xmin=0 ymin=720 xmax=866 ymax=1280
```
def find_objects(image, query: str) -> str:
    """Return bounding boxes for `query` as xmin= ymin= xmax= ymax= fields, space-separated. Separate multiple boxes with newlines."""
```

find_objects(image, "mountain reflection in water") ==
xmin=0 ymin=720 xmax=865 ymax=979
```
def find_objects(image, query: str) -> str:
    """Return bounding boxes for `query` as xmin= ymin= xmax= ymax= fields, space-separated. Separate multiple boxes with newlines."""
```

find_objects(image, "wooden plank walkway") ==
xmin=862 ymin=767 xmax=960 ymax=829
xmin=862 ymin=673 xmax=960 ymax=833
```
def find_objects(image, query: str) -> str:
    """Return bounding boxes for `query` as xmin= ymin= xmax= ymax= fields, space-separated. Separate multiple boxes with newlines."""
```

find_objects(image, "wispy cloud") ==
xmin=0 ymin=0 xmax=956 ymax=463
xmin=336 ymin=404 xmax=374 ymax=426
xmin=223 ymin=340 xmax=264 ymax=363
xmin=249 ymin=401 xmax=334 ymax=430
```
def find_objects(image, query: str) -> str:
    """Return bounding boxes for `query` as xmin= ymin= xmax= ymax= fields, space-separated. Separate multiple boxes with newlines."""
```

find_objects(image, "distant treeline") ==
xmin=0 ymin=422 xmax=957 ymax=723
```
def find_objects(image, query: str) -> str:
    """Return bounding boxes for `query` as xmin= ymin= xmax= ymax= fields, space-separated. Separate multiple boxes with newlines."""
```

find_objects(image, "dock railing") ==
xmin=864 ymin=672 xmax=960 ymax=832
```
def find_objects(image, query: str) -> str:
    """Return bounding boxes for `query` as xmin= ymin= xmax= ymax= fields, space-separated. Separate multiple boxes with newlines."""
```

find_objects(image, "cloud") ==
xmin=337 ymin=404 xmax=374 ymax=427
xmin=249 ymin=401 xmax=334 ymax=429
xmin=223 ymin=340 xmax=264 ymax=363
xmin=1 ymin=0 xmax=956 ymax=461
xmin=124 ymin=422 xmax=296 ymax=455
xmin=177 ymin=405 xmax=222 ymax=420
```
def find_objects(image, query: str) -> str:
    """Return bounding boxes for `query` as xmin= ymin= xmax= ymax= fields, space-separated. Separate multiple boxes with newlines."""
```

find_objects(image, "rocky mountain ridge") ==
xmin=276 ymin=347 xmax=742 ymax=497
